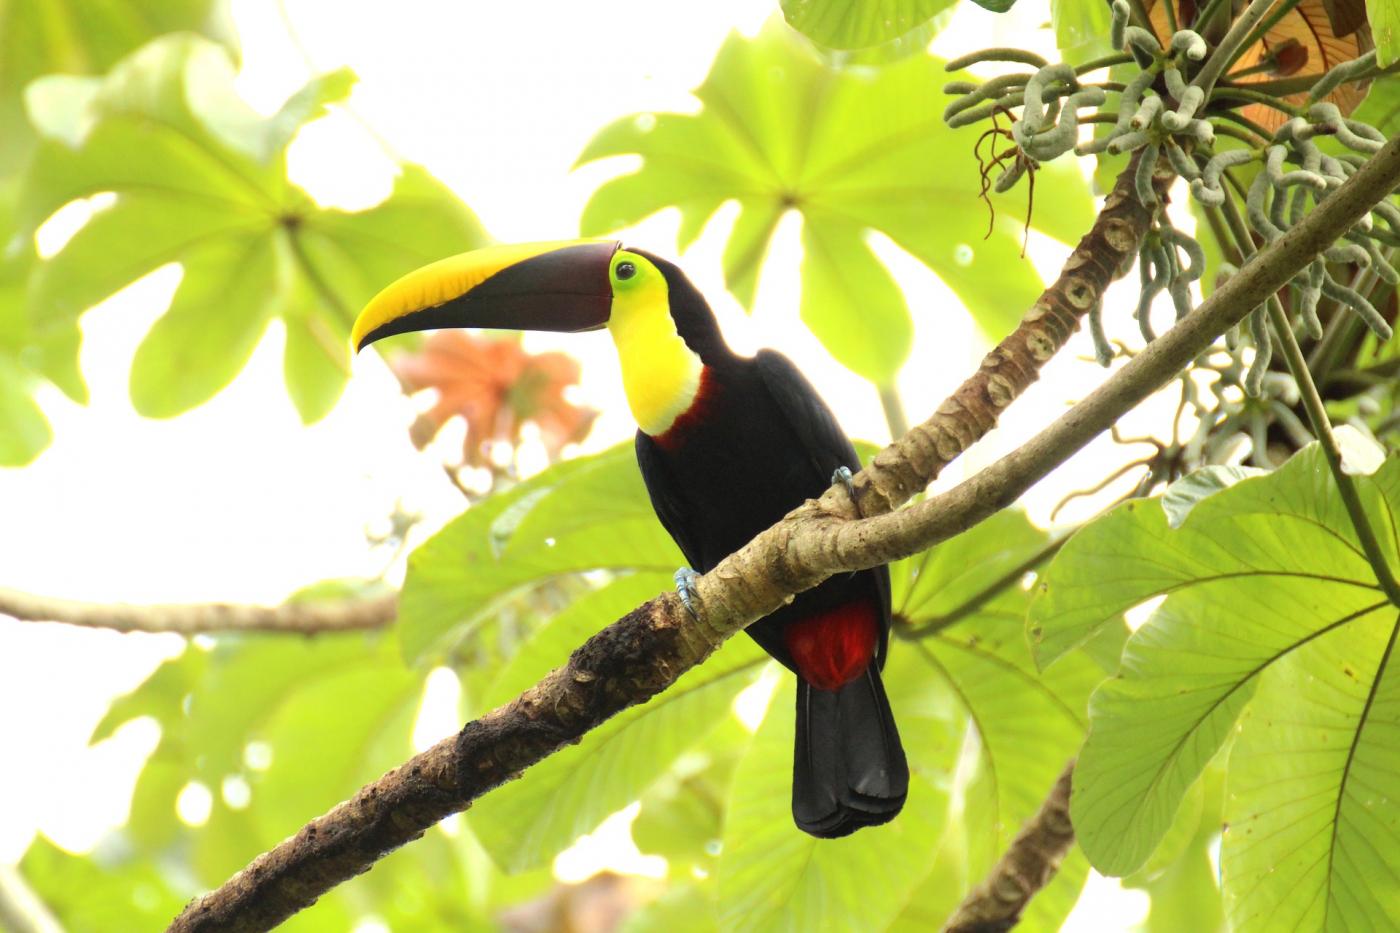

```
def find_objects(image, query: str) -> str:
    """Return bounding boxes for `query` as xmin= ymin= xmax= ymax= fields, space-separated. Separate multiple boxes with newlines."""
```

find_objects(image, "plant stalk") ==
xmin=1191 ymin=0 xmax=1280 ymax=93
xmin=1214 ymin=196 xmax=1400 ymax=605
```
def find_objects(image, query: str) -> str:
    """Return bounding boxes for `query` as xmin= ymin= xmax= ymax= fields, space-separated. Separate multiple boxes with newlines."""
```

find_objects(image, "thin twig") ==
xmin=0 ymin=587 xmax=397 ymax=635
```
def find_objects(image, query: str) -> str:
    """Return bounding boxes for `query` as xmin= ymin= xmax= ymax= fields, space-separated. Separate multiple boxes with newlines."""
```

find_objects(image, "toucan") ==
xmin=352 ymin=240 xmax=908 ymax=837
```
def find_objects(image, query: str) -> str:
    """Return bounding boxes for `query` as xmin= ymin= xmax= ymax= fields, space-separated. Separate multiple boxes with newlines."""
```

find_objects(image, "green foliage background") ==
xmin=5 ymin=0 xmax=1400 ymax=931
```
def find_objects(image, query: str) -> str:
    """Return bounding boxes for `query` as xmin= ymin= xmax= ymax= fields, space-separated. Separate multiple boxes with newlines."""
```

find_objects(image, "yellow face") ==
xmin=605 ymin=250 xmax=704 ymax=436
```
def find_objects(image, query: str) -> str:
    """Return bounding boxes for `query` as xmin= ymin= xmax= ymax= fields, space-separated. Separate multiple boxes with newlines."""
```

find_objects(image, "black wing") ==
xmin=754 ymin=350 xmax=893 ymax=665
xmin=635 ymin=429 xmax=706 ymax=571
xmin=754 ymin=350 xmax=860 ymax=482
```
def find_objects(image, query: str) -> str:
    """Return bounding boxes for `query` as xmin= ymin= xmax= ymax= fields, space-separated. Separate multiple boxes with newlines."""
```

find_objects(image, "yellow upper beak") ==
xmin=352 ymin=239 xmax=622 ymax=351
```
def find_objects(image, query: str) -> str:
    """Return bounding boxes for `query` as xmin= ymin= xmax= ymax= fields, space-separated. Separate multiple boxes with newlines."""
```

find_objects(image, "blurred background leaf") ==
xmin=577 ymin=19 xmax=1092 ymax=387
xmin=20 ymin=34 xmax=486 ymax=422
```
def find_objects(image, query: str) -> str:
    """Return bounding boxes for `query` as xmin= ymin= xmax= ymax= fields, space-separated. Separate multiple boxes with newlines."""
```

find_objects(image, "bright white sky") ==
xmin=0 ymin=0 xmax=1205 ymax=926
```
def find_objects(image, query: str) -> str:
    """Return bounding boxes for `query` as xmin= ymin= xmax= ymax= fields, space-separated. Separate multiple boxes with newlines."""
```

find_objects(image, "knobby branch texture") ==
xmin=0 ymin=587 xmax=397 ymax=635
xmin=944 ymin=760 xmax=1076 ymax=933
xmin=170 ymin=137 xmax=1400 ymax=932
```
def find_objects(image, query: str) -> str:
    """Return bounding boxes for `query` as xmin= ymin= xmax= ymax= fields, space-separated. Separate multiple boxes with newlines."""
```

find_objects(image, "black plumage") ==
xmin=633 ymin=251 xmax=908 ymax=838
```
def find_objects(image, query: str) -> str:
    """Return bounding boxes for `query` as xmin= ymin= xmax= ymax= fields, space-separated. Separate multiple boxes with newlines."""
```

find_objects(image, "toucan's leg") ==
xmin=674 ymin=567 xmax=701 ymax=619
xmin=832 ymin=466 xmax=861 ymax=517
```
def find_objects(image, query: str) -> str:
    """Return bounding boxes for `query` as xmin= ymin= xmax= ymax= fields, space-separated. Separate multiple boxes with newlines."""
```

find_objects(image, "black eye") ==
xmin=615 ymin=261 xmax=636 ymax=280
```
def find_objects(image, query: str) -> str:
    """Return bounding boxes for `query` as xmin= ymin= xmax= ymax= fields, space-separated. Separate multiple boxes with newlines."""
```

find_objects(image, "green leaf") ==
xmin=1160 ymin=464 xmax=1265 ymax=528
xmin=1123 ymin=767 xmax=1227 ymax=933
xmin=22 ymin=34 xmax=485 ymax=420
xmin=969 ymin=0 xmax=1019 ymax=12
xmin=714 ymin=680 xmax=952 ymax=932
xmin=0 ymin=184 xmax=53 ymax=465
xmin=19 ymin=837 xmax=187 ymax=932
xmin=0 ymin=0 xmax=234 ymax=174
xmin=892 ymin=510 xmax=1097 ymax=927
xmin=1222 ymin=615 xmax=1400 ymax=930
xmin=1353 ymin=75 xmax=1400 ymax=134
xmin=1027 ymin=457 xmax=1350 ymax=666
xmin=1059 ymin=446 xmax=1399 ymax=912
xmin=577 ymin=20 xmax=1093 ymax=383
xmin=779 ymin=0 xmax=957 ymax=50
xmin=1369 ymin=0 xmax=1400 ymax=66
xmin=1051 ymin=0 xmax=1116 ymax=66
xmin=470 ymin=578 xmax=765 ymax=871
xmin=398 ymin=445 xmax=681 ymax=662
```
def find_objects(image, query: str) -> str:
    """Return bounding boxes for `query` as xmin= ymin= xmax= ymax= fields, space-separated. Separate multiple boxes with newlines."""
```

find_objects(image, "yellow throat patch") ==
xmin=605 ymin=251 xmax=704 ymax=436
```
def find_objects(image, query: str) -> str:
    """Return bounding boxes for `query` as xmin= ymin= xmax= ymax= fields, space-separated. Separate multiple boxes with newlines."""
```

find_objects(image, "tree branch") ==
xmin=0 ymin=587 xmax=397 ymax=635
xmin=943 ymin=760 xmax=1076 ymax=933
xmin=169 ymin=137 xmax=1400 ymax=932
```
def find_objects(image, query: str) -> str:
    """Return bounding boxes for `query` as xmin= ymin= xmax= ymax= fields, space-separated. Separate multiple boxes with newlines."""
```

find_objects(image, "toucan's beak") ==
xmin=352 ymin=239 xmax=622 ymax=351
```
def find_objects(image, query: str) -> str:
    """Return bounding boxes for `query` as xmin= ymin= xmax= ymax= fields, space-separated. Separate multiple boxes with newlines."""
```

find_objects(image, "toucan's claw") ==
xmin=674 ymin=567 xmax=701 ymax=620
xmin=832 ymin=466 xmax=859 ymax=515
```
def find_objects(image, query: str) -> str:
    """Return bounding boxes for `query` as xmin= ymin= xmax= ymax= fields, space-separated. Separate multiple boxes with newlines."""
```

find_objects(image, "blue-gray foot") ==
xmin=674 ymin=567 xmax=701 ymax=620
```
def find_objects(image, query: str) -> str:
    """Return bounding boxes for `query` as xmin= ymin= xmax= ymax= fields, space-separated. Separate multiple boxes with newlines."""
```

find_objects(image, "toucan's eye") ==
xmin=615 ymin=261 xmax=637 ymax=280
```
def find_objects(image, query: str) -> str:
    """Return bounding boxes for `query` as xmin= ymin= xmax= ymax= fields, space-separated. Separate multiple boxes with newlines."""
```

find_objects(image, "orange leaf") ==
xmin=1149 ymin=0 xmax=1372 ymax=132
xmin=390 ymin=331 xmax=597 ymax=466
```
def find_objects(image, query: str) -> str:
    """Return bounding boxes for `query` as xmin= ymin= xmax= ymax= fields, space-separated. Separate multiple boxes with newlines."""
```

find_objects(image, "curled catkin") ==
xmin=1021 ymin=63 xmax=1077 ymax=131
xmin=1162 ymin=227 xmax=1205 ymax=282
xmin=945 ymin=48 xmax=1049 ymax=71
xmin=1296 ymin=261 xmax=1324 ymax=339
xmin=1089 ymin=304 xmax=1114 ymax=366
xmin=1134 ymin=143 xmax=1161 ymax=204
xmin=1310 ymin=102 xmax=1384 ymax=153
xmin=1191 ymin=148 xmax=1256 ymax=205
xmin=1307 ymin=50 xmax=1377 ymax=103
xmin=1110 ymin=0 xmax=1130 ymax=50
xmin=1265 ymin=145 xmax=1328 ymax=190
xmin=1124 ymin=26 xmax=1162 ymax=54
xmin=1245 ymin=305 xmax=1271 ymax=397
xmin=1163 ymin=65 xmax=1188 ymax=99
xmin=1323 ymin=242 xmax=1369 ymax=265
xmin=1162 ymin=85 xmax=1204 ymax=131
xmin=1247 ymin=171 xmax=1284 ymax=241
xmin=943 ymin=74 xmax=1030 ymax=122
xmin=1354 ymin=236 xmax=1400 ymax=284
xmin=1108 ymin=129 xmax=1151 ymax=154
xmin=1023 ymin=87 xmax=1106 ymax=160
xmin=1170 ymin=30 xmax=1208 ymax=60
xmin=1130 ymin=93 xmax=1163 ymax=129
xmin=1321 ymin=273 xmax=1394 ymax=340
xmin=994 ymin=157 xmax=1029 ymax=192
xmin=1164 ymin=138 xmax=1200 ymax=179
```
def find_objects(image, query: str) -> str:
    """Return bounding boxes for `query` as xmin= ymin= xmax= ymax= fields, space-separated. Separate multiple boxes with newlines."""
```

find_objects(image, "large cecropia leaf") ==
xmin=779 ymin=0 xmax=957 ymax=50
xmin=470 ymin=577 xmax=766 ymax=872
xmin=891 ymin=509 xmax=1098 ymax=930
xmin=714 ymin=676 xmax=956 ymax=933
xmin=0 ymin=0 xmax=233 ymax=174
xmin=1029 ymin=447 xmax=1400 ymax=929
xmin=0 ymin=182 xmax=50 ymax=466
xmin=20 ymin=34 xmax=486 ymax=421
xmin=397 ymin=444 xmax=682 ymax=662
xmin=576 ymin=19 xmax=1093 ymax=385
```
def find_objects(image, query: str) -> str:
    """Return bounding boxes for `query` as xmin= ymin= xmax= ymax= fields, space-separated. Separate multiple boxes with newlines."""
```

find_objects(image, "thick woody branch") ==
xmin=0 ymin=587 xmax=397 ymax=635
xmin=170 ymin=138 xmax=1400 ymax=932
xmin=851 ymin=149 xmax=1171 ymax=517
xmin=944 ymin=761 xmax=1076 ymax=933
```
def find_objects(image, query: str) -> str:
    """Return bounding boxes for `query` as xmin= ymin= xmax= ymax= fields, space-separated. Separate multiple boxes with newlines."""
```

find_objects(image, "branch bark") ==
xmin=169 ymin=137 xmax=1400 ymax=932
xmin=0 ymin=587 xmax=397 ymax=635
xmin=943 ymin=760 xmax=1076 ymax=933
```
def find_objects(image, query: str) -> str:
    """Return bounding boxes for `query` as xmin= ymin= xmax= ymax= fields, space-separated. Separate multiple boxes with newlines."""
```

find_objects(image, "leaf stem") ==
xmin=899 ymin=534 xmax=1068 ymax=638
xmin=879 ymin=383 xmax=910 ymax=439
xmin=1191 ymin=0 xmax=1279 ymax=94
xmin=1214 ymin=196 xmax=1400 ymax=605
xmin=1232 ymin=0 xmax=1304 ymax=70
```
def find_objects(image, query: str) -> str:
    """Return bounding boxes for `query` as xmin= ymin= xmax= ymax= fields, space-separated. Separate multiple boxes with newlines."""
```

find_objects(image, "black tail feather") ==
xmin=792 ymin=666 xmax=908 ymax=838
